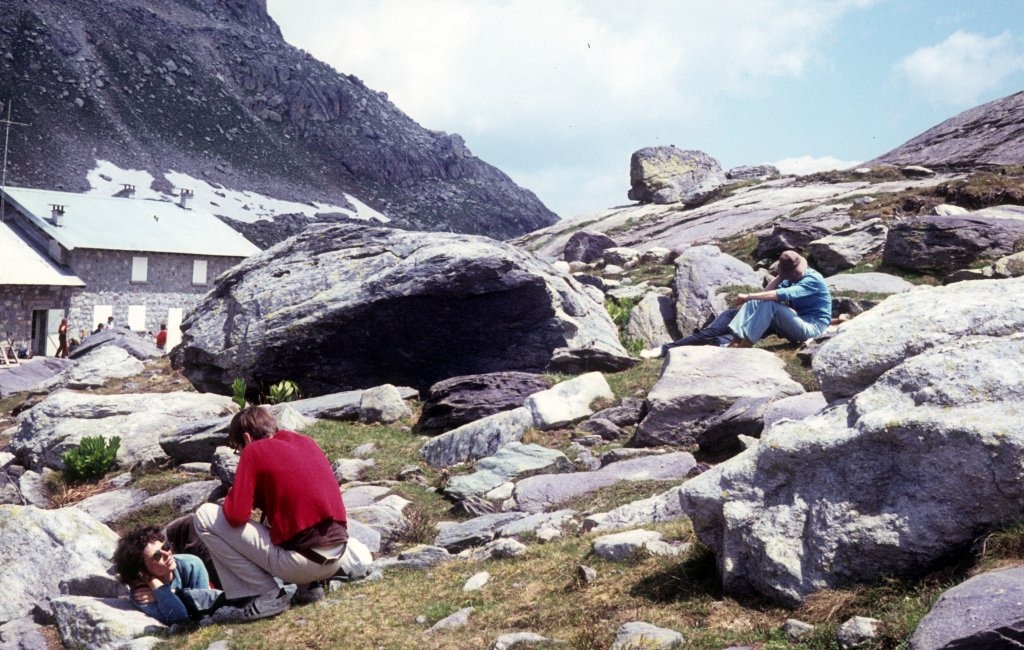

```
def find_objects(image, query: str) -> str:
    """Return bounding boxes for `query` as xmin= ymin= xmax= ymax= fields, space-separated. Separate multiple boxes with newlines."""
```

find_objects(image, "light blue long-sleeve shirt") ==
xmin=774 ymin=268 xmax=832 ymax=329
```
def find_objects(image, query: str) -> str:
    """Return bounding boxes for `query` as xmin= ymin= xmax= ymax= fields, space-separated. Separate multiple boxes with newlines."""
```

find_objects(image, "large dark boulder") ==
xmin=755 ymin=221 xmax=832 ymax=260
xmin=563 ymin=231 xmax=618 ymax=264
xmin=883 ymin=212 xmax=1024 ymax=274
xmin=910 ymin=567 xmax=1024 ymax=649
xmin=628 ymin=147 xmax=726 ymax=205
xmin=175 ymin=224 xmax=631 ymax=396
xmin=416 ymin=372 xmax=552 ymax=436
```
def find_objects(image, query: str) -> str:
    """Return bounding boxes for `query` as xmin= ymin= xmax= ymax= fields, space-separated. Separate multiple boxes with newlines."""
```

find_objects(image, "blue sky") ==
xmin=266 ymin=1 xmax=1024 ymax=218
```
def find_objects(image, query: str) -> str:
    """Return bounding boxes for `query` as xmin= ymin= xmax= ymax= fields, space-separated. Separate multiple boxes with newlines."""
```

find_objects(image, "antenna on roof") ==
xmin=0 ymin=99 xmax=31 ymax=223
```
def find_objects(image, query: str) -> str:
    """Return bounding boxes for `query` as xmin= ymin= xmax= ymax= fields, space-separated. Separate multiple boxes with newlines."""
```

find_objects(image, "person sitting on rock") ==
xmin=641 ymin=250 xmax=831 ymax=358
xmin=113 ymin=525 xmax=226 ymax=625
xmin=193 ymin=405 xmax=349 ymax=623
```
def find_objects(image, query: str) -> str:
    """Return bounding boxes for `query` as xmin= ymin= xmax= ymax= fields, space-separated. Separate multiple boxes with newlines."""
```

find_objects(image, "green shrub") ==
xmin=231 ymin=378 xmax=248 ymax=409
xmin=267 ymin=379 xmax=299 ymax=404
xmin=62 ymin=435 xmax=120 ymax=484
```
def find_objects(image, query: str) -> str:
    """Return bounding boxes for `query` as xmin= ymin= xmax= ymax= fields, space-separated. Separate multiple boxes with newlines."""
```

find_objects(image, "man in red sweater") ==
xmin=193 ymin=406 xmax=348 ymax=621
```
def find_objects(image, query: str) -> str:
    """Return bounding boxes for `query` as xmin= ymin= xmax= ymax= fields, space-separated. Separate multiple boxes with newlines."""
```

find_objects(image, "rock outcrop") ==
xmin=869 ymin=90 xmax=1024 ymax=169
xmin=0 ymin=505 xmax=121 ymax=624
xmin=910 ymin=567 xmax=1024 ymax=649
xmin=628 ymin=147 xmax=726 ymax=205
xmin=681 ymin=329 xmax=1024 ymax=606
xmin=883 ymin=211 xmax=1024 ymax=275
xmin=814 ymin=277 xmax=1024 ymax=400
xmin=176 ymin=224 xmax=631 ymax=396
xmin=8 ymin=390 xmax=237 ymax=471
xmin=0 ymin=1 xmax=556 ymax=240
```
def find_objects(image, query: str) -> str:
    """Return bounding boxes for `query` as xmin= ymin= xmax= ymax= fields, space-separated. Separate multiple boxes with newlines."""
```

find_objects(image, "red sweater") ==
xmin=223 ymin=430 xmax=347 ymax=546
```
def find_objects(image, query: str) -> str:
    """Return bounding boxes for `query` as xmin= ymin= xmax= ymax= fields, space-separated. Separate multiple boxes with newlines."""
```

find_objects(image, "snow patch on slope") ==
xmin=85 ymin=160 xmax=388 ymax=224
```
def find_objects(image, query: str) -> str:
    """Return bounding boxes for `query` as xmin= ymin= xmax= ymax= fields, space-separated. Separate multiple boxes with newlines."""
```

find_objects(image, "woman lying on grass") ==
xmin=113 ymin=524 xmax=226 ymax=625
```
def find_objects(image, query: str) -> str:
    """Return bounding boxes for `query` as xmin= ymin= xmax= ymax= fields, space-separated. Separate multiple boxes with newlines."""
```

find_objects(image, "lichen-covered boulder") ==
xmin=671 ymin=246 xmax=760 ymax=336
xmin=807 ymin=218 xmax=888 ymax=275
xmin=628 ymin=147 xmax=726 ymax=205
xmin=755 ymin=221 xmax=832 ymax=260
xmin=814 ymin=277 xmax=1024 ymax=400
xmin=8 ymin=391 xmax=237 ymax=471
xmin=0 ymin=505 xmax=121 ymax=624
xmin=563 ymin=231 xmax=618 ymax=263
xmin=176 ymin=223 xmax=630 ymax=396
xmin=681 ymin=333 xmax=1024 ymax=607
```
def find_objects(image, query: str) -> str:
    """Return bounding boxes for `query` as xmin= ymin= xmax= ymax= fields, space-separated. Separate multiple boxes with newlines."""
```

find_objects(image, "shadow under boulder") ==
xmin=174 ymin=223 xmax=631 ymax=396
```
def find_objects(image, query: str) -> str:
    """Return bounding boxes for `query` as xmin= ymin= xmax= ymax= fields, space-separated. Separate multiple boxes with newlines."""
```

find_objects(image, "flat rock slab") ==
xmin=342 ymin=485 xmax=392 ymax=508
xmin=70 ymin=329 xmax=162 ymax=361
xmin=421 ymin=407 xmax=534 ymax=468
xmin=636 ymin=346 xmax=804 ymax=448
xmin=0 ymin=616 xmax=48 ymax=649
xmin=592 ymin=529 xmax=684 ymax=562
xmin=761 ymin=392 xmax=828 ymax=430
xmin=74 ymin=489 xmax=150 ymax=523
xmin=159 ymin=403 xmax=307 ymax=464
xmin=445 ymin=442 xmax=571 ymax=499
xmin=826 ymin=272 xmax=915 ymax=295
xmin=584 ymin=486 xmax=686 ymax=532
xmin=9 ymin=390 xmax=236 ymax=472
xmin=0 ymin=505 xmax=121 ymax=624
xmin=0 ymin=357 xmax=75 ymax=397
xmin=51 ymin=596 xmax=166 ymax=650
xmin=51 ymin=346 xmax=144 ymax=390
xmin=910 ymin=567 xmax=1024 ymax=649
xmin=513 ymin=452 xmax=696 ymax=513
xmin=434 ymin=510 xmax=576 ymax=552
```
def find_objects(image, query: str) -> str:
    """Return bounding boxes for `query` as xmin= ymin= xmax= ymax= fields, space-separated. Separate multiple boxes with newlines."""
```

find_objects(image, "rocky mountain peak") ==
xmin=0 ymin=0 xmax=557 ymax=240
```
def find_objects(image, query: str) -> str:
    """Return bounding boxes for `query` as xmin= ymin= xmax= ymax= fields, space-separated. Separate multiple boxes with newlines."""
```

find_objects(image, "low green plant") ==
xmin=61 ymin=435 xmax=120 ymax=484
xmin=230 ymin=378 xmax=247 ymax=409
xmin=267 ymin=379 xmax=299 ymax=404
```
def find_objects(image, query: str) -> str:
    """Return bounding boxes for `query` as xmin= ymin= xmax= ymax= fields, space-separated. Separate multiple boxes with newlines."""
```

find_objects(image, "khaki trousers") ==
xmin=194 ymin=503 xmax=342 ymax=599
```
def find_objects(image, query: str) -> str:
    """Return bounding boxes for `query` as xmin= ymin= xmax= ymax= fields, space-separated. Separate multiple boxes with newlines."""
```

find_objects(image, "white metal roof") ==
xmin=0 ymin=220 xmax=85 ymax=286
xmin=2 ymin=186 xmax=261 ymax=257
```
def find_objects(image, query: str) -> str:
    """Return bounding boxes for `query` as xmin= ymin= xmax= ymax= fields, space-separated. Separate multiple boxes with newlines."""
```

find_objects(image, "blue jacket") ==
xmin=774 ymin=268 xmax=832 ymax=330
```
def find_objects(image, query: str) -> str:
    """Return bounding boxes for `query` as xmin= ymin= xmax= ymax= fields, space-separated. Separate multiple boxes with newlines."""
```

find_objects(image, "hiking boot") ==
xmin=639 ymin=347 xmax=663 ymax=359
xmin=292 ymin=581 xmax=326 ymax=605
xmin=210 ymin=587 xmax=290 ymax=623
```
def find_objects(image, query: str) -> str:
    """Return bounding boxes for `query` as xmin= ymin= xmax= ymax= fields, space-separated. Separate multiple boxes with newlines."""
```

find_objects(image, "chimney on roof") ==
xmin=179 ymin=188 xmax=194 ymax=209
xmin=50 ymin=204 xmax=65 ymax=226
xmin=121 ymin=183 xmax=135 ymax=197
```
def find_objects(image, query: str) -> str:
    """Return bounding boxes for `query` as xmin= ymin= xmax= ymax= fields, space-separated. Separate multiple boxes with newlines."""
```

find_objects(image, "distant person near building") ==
xmin=55 ymin=318 xmax=69 ymax=358
xmin=93 ymin=323 xmax=105 ymax=335
xmin=107 ymin=315 xmax=115 ymax=329
xmin=155 ymin=323 xmax=168 ymax=351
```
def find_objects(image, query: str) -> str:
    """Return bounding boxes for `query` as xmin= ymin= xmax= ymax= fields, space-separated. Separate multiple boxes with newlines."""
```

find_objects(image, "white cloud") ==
xmin=271 ymin=0 xmax=871 ymax=134
xmin=267 ymin=0 xmax=877 ymax=216
xmin=896 ymin=31 xmax=1024 ymax=106
xmin=772 ymin=156 xmax=862 ymax=176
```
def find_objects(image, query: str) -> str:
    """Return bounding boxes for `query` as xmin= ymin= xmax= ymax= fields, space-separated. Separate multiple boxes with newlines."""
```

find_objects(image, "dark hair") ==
xmin=228 ymin=406 xmax=278 ymax=449
xmin=113 ymin=525 xmax=164 ymax=584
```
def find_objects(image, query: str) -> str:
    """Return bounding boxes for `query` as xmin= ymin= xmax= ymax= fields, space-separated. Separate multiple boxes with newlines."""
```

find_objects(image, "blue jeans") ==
xmin=663 ymin=308 xmax=739 ymax=353
xmin=728 ymin=300 xmax=826 ymax=344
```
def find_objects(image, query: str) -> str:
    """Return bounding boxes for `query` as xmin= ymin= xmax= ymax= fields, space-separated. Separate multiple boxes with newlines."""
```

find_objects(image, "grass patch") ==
xmin=559 ymin=479 xmax=682 ymax=516
xmin=627 ymin=261 xmax=675 ymax=287
xmin=755 ymin=336 xmax=819 ymax=392
xmin=108 ymin=502 xmax=182 ymax=536
xmin=306 ymin=418 xmax=435 ymax=484
xmin=716 ymin=233 xmax=760 ymax=266
xmin=131 ymin=468 xmax=197 ymax=494
xmin=604 ymin=359 xmax=663 ymax=401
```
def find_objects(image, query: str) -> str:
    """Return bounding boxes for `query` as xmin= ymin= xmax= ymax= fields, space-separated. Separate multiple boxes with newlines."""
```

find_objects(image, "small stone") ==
xmin=429 ymin=607 xmax=474 ymax=632
xmin=784 ymin=618 xmax=814 ymax=641
xmin=351 ymin=443 xmax=377 ymax=458
xmin=836 ymin=616 xmax=880 ymax=649
xmin=463 ymin=571 xmax=490 ymax=592
xmin=577 ymin=565 xmax=597 ymax=585
xmin=415 ymin=614 xmax=427 ymax=625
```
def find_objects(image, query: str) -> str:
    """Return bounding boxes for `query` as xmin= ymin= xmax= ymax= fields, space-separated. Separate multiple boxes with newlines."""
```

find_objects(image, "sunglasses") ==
xmin=149 ymin=541 xmax=173 ymax=562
